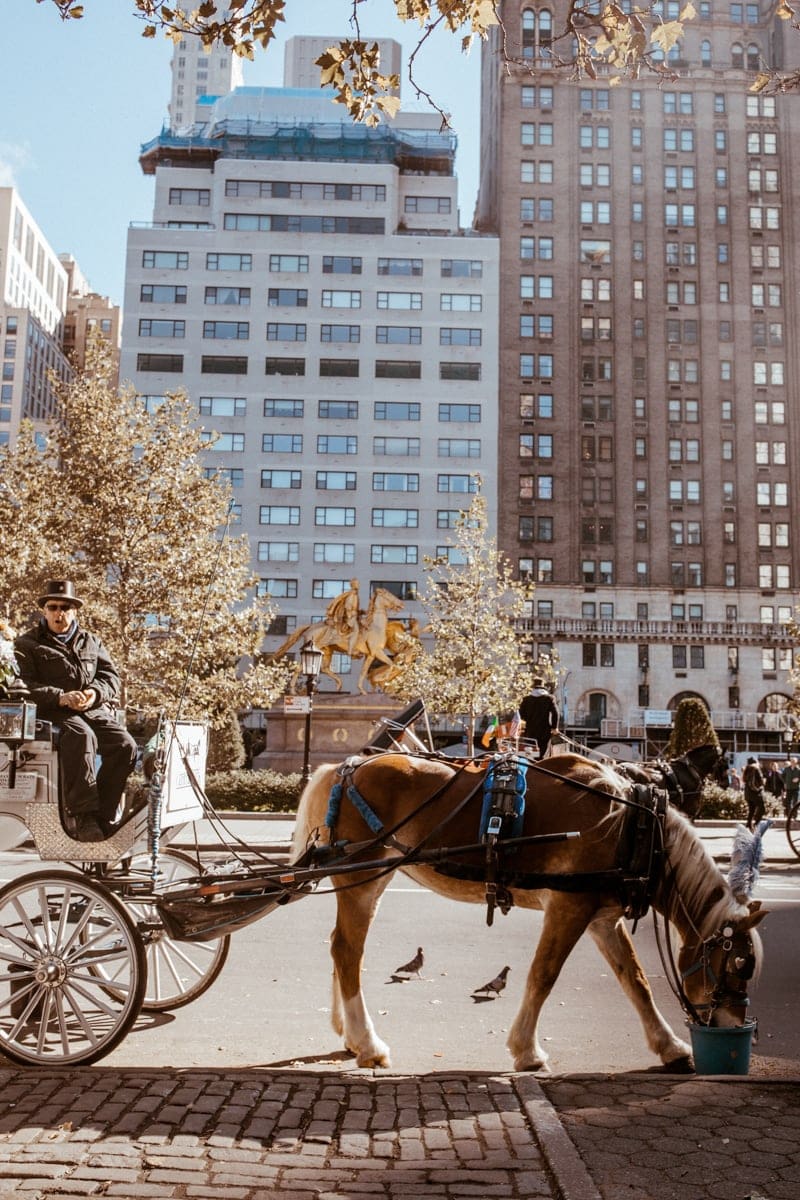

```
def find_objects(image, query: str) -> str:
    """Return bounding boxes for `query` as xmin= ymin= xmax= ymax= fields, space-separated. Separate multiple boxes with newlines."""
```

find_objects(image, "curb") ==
xmin=513 ymin=1074 xmax=603 ymax=1200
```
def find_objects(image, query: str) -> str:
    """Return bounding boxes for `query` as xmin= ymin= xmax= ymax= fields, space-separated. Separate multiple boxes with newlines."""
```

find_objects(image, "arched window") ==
xmin=700 ymin=39 xmax=711 ymax=67
xmin=522 ymin=8 xmax=536 ymax=60
xmin=731 ymin=42 xmax=744 ymax=69
xmin=588 ymin=692 xmax=607 ymax=726
xmin=539 ymin=9 xmax=553 ymax=58
xmin=747 ymin=42 xmax=761 ymax=71
xmin=668 ymin=41 xmax=682 ymax=64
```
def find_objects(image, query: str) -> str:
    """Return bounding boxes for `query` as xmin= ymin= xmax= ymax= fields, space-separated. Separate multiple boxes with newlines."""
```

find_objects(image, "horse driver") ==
xmin=14 ymin=580 xmax=138 ymax=843
xmin=324 ymin=578 xmax=361 ymax=656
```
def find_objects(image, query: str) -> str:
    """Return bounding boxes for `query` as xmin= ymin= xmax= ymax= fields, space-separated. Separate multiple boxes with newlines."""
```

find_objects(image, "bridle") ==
xmin=678 ymin=921 xmax=757 ymax=1025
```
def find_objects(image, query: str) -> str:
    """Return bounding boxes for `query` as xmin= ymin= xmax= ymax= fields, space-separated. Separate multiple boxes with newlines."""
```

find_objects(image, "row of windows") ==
xmin=193 ymin=396 xmax=482 ymax=422
xmin=141 ymin=251 xmax=483 ymax=277
xmin=566 ymin=124 xmax=778 ymax=153
xmin=221 ymin=180 xmax=387 ymax=202
xmin=255 ymin=436 xmax=481 ymax=457
xmin=139 ymin=319 xmax=486 ymax=345
xmin=137 ymin=354 xmax=482 ymax=380
xmin=208 ymin=468 xmax=484 ymax=501
xmin=257 ymin=489 xmax=480 ymax=525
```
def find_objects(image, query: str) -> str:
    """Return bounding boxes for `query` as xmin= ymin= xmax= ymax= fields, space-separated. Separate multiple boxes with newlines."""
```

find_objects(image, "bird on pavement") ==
xmin=471 ymin=965 xmax=510 ymax=999
xmin=392 ymin=947 xmax=424 ymax=978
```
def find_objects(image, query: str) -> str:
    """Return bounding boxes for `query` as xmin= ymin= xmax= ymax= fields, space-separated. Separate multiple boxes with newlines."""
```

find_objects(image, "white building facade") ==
xmin=120 ymin=83 xmax=499 ymax=681
xmin=0 ymin=188 xmax=71 ymax=447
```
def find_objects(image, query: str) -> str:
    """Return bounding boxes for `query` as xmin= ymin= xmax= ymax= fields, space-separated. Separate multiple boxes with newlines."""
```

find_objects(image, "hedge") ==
xmin=203 ymin=768 xmax=302 ymax=812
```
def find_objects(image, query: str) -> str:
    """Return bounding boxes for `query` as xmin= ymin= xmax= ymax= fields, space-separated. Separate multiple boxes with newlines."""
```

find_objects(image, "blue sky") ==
xmin=1 ymin=0 xmax=480 ymax=306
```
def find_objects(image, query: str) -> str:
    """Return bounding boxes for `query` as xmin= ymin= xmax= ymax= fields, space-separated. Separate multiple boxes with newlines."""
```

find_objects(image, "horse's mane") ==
xmin=661 ymin=806 xmax=750 ymax=938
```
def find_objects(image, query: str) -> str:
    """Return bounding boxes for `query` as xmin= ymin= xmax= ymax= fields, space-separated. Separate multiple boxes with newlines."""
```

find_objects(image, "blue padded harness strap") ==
xmin=480 ymin=756 xmax=529 ymax=840
xmin=324 ymin=756 xmax=384 ymax=834
xmin=345 ymin=783 xmax=385 ymax=834
xmin=324 ymin=780 xmax=343 ymax=831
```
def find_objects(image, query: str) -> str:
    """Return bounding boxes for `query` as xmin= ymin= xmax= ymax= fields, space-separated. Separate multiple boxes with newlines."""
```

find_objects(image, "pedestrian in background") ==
xmin=782 ymin=755 xmax=800 ymax=817
xmin=742 ymin=756 xmax=766 ymax=832
xmin=519 ymin=677 xmax=560 ymax=757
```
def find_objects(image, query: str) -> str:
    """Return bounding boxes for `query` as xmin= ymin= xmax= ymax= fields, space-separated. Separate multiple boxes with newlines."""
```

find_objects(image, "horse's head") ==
xmin=666 ymin=743 xmax=726 ymax=819
xmin=678 ymin=900 xmax=767 ymax=1027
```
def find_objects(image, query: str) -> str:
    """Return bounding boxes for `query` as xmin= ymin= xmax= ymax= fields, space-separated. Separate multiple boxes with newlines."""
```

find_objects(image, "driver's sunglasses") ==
xmin=45 ymin=603 xmax=74 ymax=612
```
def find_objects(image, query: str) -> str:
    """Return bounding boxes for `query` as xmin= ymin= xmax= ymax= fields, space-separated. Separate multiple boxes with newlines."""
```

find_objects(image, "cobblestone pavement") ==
xmin=1 ymin=1067 xmax=799 ymax=1199
xmin=541 ymin=1075 xmax=800 ymax=1200
xmin=0 ymin=1068 xmax=564 ymax=1200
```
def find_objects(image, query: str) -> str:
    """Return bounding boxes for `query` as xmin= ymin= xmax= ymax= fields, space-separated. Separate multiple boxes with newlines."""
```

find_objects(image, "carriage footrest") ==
xmin=25 ymin=804 xmax=139 ymax=863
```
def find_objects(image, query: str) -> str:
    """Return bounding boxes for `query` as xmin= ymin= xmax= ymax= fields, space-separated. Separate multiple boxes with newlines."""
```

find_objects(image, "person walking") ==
xmin=782 ymin=755 xmax=800 ymax=817
xmin=519 ymin=677 xmax=560 ymax=757
xmin=14 ymin=580 xmax=137 ymax=842
xmin=742 ymin=756 xmax=766 ymax=832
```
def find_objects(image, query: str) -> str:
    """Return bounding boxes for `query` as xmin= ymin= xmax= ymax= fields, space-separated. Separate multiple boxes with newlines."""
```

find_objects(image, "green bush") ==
xmin=697 ymin=782 xmax=748 ymax=821
xmin=698 ymin=781 xmax=785 ymax=821
xmin=203 ymin=768 xmax=302 ymax=812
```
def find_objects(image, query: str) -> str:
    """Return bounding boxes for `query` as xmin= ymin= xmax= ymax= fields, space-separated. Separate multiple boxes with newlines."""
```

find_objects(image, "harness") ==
xmin=321 ymin=752 xmax=669 ymax=927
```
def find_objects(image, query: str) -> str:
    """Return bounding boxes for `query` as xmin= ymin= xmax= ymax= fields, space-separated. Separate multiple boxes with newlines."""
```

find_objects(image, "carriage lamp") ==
xmin=300 ymin=641 xmax=324 ymax=786
xmin=0 ymin=701 xmax=37 ymax=789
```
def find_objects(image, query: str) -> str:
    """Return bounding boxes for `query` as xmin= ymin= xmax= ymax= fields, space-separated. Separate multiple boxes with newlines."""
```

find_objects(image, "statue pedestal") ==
xmin=254 ymin=693 xmax=405 ymax=775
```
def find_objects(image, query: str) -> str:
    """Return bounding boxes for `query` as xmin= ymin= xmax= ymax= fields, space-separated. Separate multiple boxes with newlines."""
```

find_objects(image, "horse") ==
xmin=618 ymin=743 xmax=726 ymax=820
xmin=270 ymin=588 xmax=407 ymax=693
xmin=291 ymin=749 xmax=767 ymax=1072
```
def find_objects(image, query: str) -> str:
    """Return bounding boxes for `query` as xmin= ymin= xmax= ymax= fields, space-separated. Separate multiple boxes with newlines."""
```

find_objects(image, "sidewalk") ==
xmin=175 ymin=812 xmax=798 ymax=866
xmin=0 ymin=1066 xmax=797 ymax=1200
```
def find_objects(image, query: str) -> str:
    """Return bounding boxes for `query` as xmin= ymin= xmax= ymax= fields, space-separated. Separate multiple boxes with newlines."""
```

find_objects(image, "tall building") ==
xmin=477 ymin=4 xmax=800 ymax=754
xmin=120 ymin=44 xmax=499 ymax=686
xmin=168 ymin=33 xmax=244 ymax=131
xmin=0 ymin=188 xmax=71 ymax=447
xmin=59 ymin=255 xmax=122 ymax=382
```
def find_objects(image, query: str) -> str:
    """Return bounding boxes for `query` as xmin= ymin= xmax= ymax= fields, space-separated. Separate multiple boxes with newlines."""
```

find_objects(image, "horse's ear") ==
xmin=740 ymin=903 xmax=769 ymax=929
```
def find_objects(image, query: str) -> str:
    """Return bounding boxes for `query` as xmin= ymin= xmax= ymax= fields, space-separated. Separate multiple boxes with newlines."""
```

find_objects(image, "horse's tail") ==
xmin=291 ymin=762 xmax=341 ymax=861
xmin=269 ymin=623 xmax=309 ymax=661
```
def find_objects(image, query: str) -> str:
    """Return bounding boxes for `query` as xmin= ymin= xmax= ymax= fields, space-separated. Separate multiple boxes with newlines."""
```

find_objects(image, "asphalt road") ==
xmin=2 ymin=841 xmax=797 ymax=1076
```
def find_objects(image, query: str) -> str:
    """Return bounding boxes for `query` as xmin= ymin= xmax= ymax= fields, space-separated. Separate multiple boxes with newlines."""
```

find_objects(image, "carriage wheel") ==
xmin=786 ymin=800 xmax=800 ymax=860
xmin=102 ymin=849 xmax=230 ymax=1011
xmin=0 ymin=869 xmax=146 ymax=1067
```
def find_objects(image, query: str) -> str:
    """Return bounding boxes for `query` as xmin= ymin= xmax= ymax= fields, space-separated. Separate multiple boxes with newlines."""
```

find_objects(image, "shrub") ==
xmin=206 ymin=713 xmax=246 ymax=774
xmin=203 ymin=768 xmax=302 ymax=812
xmin=666 ymin=698 xmax=720 ymax=758
xmin=697 ymin=782 xmax=748 ymax=821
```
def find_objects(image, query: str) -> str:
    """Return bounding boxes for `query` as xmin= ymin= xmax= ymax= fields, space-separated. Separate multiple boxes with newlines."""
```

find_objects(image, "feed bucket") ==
xmin=688 ymin=1019 xmax=756 ymax=1076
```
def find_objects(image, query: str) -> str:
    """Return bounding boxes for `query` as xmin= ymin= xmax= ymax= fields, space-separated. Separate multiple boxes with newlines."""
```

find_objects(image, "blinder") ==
xmin=681 ymin=921 xmax=757 ymax=1022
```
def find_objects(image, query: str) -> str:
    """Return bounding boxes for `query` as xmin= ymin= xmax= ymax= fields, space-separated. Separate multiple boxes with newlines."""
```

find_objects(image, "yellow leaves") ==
xmin=750 ymin=72 xmax=772 ymax=93
xmin=776 ymin=1 xmax=796 ymax=18
xmin=650 ymin=19 xmax=683 ymax=57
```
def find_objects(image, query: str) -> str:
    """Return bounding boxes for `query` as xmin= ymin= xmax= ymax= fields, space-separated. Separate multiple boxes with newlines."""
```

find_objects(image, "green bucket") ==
xmin=688 ymin=1018 xmax=756 ymax=1076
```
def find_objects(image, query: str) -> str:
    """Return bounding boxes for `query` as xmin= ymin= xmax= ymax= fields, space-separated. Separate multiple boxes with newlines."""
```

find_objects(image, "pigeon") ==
xmin=471 ymin=965 xmax=510 ymax=999
xmin=392 ymin=947 xmax=424 ymax=978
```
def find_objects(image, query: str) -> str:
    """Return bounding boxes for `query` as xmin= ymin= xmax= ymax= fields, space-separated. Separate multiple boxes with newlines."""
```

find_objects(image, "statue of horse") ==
xmin=270 ymin=588 xmax=407 ymax=694
xmin=292 ymin=749 xmax=766 ymax=1072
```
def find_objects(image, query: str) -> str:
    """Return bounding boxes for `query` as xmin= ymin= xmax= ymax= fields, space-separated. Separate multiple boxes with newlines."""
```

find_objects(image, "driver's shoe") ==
xmin=67 ymin=813 xmax=106 ymax=843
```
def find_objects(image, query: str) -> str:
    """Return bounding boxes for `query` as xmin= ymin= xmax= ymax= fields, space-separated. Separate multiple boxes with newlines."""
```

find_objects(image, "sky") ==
xmin=1 ymin=0 xmax=481 ymax=307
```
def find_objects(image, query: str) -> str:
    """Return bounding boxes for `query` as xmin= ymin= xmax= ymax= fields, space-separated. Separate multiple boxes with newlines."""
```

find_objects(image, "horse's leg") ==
xmin=507 ymin=894 xmax=596 ymax=1072
xmin=330 ymin=873 xmax=392 ymax=1067
xmin=588 ymin=915 xmax=692 ymax=1069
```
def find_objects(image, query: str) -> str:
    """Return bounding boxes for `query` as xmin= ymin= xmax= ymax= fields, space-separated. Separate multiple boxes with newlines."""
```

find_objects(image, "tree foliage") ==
xmin=665 ymin=697 xmax=720 ymax=759
xmin=39 ymin=1 xmax=785 ymax=127
xmin=382 ymin=490 xmax=535 ymax=753
xmin=0 ymin=338 xmax=291 ymax=726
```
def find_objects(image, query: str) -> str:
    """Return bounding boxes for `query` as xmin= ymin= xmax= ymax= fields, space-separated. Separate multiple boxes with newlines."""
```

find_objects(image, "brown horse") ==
xmin=292 ymin=750 xmax=766 ymax=1072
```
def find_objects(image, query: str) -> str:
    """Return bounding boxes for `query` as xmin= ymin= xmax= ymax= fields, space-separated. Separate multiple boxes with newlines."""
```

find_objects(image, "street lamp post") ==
xmin=300 ymin=640 xmax=323 ymax=786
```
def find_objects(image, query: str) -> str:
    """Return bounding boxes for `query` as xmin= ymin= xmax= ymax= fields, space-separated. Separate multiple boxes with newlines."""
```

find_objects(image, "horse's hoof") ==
xmin=512 ymin=1054 xmax=550 ymax=1073
xmin=664 ymin=1054 xmax=694 ymax=1074
xmin=356 ymin=1046 xmax=391 ymax=1069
